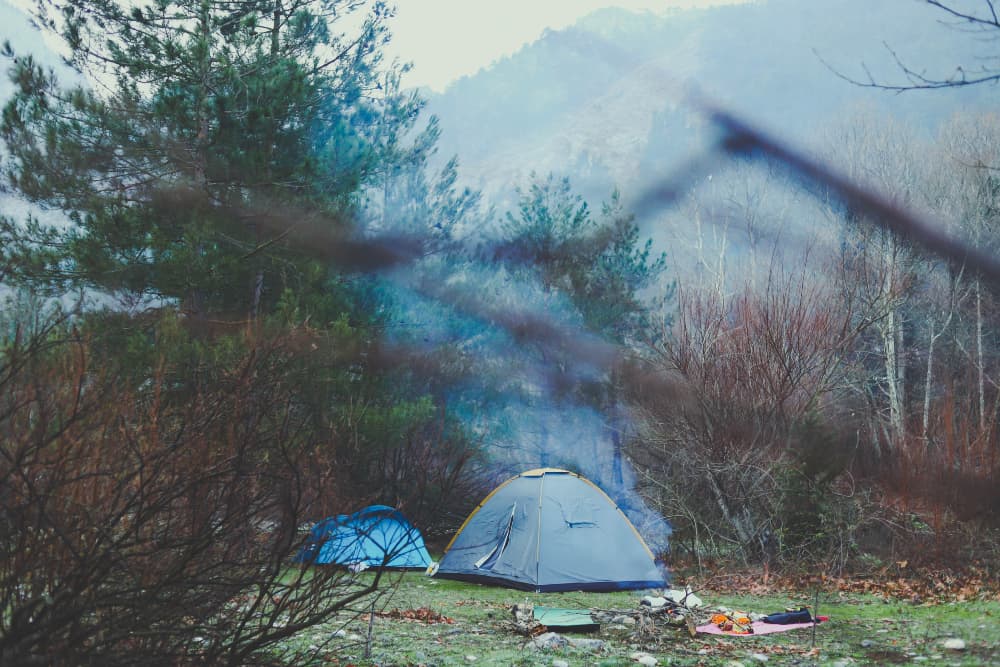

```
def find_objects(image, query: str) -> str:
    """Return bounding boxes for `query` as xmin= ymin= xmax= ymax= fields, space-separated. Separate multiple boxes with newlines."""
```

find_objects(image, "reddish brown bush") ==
xmin=0 ymin=324 xmax=389 ymax=666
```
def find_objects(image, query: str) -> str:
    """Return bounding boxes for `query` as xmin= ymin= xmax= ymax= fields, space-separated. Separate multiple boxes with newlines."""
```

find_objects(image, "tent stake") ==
xmin=811 ymin=587 xmax=819 ymax=648
xmin=365 ymin=595 xmax=376 ymax=659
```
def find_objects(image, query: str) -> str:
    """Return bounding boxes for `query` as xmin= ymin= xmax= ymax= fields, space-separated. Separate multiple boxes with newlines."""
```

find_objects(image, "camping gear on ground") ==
xmin=710 ymin=612 xmax=754 ymax=634
xmin=697 ymin=607 xmax=828 ymax=636
xmin=533 ymin=606 xmax=601 ymax=633
xmin=642 ymin=588 xmax=704 ymax=609
xmin=434 ymin=468 xmax=666 ymax=591
xmin=295 ymin=505 xmax=433 ymax=569
xmin=697 ymin=619 xmax=821 ymax=635
xmin=763 ymin=607 xmax=818 ymax=624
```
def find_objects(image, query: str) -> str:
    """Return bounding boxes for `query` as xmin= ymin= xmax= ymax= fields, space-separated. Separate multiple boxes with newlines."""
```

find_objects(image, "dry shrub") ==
xmin=0 ymin=322 xmax=389 ymax=666
xmin=631 ymin=275 xmax=864 ymax=570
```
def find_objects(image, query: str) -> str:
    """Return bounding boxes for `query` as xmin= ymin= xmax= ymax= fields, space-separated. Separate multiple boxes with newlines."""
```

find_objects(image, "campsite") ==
xmin=282 ymin=476 xmax=1000 ymax=666
xmin=6 ymin=0 xmax=1000 ymax=665
xmin=276 ymin=468 xmax=1000 ymax=667
xmin=276 ymin=569 xmax=1000 ymax=666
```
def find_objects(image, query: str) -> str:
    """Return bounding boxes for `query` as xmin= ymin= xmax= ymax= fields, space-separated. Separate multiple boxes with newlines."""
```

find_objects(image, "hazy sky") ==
xmin=4 ymin=0 xmax=746 ymax=92
xmin=385 ymin=0 xmax=748 ymax=91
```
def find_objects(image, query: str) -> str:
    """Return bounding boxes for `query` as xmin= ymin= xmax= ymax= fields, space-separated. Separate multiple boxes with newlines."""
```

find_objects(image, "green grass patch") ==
xmin=279 ymin=572 xmax=1000 ymax=666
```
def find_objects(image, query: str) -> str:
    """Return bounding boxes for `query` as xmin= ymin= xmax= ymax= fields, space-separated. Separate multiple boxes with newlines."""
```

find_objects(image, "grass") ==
xmin=281 ymin=571 xmax=1000 ymax=666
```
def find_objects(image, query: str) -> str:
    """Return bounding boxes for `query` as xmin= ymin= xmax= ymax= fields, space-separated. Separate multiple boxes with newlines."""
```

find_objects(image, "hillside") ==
xmin=424 ymin=0 xmax=993 ymax=205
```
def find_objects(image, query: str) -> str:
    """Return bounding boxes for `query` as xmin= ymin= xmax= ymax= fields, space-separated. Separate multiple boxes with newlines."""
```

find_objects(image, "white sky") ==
xmin=385 ymin=1 xmax=748 ymax=92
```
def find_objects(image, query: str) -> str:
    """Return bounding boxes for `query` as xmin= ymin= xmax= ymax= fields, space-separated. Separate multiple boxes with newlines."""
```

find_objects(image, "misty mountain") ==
xmin=423 ymin=0 xmax=994 ymax=207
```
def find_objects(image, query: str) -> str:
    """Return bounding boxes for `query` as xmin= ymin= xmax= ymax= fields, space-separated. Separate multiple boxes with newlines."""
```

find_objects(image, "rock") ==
xmin=641 ymin=596 xmax=668 ymax=608
xmin=552 ymin=661 xmax=569 ymax=667
xmin=567 ymin=637 xmax=605 ymax=651
xmin=942 ymin=638 xmax=966 ymax=651
xmin=860 ymin=639 xmax=876 ymax=648
xmin=665 ymin=587 xmax=704 ymax=608
xmin=347 ymin=633 xmax=363 ymax=641
xmin=530 ymin=632 xmax=569 ymax=650
xmin=724 ymin=661 xmax=746 ymax=667
xmin=637 ymin=656 xmax=658 ymax=666
xmin=750 ymin=653 xmax=769 ymax=663
xmin=464 ymin=655 xmax=477 ymax=662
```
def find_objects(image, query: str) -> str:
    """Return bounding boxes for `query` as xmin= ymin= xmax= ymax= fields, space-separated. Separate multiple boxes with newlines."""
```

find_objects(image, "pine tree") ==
xmin=1 ymin=0 xmax=485 ymax=522
xmin=1 ymin=0 xmax=419 ymax=319
xmin=501 ymin=173 xmax=666 ymax=343
xmin=498 ymin=173 xmax=668 ymax=485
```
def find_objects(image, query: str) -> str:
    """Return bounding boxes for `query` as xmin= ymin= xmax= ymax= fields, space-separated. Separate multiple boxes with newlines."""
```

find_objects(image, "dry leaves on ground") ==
xmin=368 ymin=607 xmax=455 ymax=624
xmin=693 ymin=564 xmax=999 ymax=603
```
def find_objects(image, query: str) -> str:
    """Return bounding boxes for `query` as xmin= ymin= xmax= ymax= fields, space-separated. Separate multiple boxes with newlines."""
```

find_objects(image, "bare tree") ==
xmin=828 ymin=1 xmax=1000 ymax=91
xmin=632 ymin=256 xmax=864 ymax=565
xmin=823 ymin=113 xmax=933 ymax=454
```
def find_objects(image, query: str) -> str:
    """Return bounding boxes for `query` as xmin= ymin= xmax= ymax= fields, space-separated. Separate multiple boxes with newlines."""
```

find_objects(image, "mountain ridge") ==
xmin=423 ymin=0 xmax=994 ymax=205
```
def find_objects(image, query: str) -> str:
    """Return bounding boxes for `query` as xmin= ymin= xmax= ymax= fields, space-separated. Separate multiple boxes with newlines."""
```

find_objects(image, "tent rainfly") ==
xmin=295 ymin=505 xmax=432 ymax=570
xmin=434 ymin=468 xmax=666 ymax=591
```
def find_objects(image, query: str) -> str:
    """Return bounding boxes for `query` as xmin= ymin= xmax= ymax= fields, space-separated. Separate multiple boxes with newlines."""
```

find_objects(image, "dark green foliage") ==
xmin=778 ymin=416 xmax=859 ymax=563
xmin=500 ymin=173 xmax=666 ymax=343
xmin=1 ymin=0 xmax=413 ymax=315
xmin=0 ymin=0 xmax=482 ymax=494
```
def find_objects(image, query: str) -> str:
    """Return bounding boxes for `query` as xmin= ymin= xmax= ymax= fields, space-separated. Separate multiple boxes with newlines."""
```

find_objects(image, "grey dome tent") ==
xmin=434 ymin=468 xmax=665 ymax=591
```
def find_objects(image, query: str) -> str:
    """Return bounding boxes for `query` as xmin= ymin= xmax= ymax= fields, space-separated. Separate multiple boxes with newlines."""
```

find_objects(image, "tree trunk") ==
xmin=976 ymin=278 xmax=986 ymax=435
xmin=922 ymin=317 xmax=935 ymax=444
xmin=706 ymin=466 xmax=752 ymax=545
xmin=883 ymin=305 xmax=904 ymax=449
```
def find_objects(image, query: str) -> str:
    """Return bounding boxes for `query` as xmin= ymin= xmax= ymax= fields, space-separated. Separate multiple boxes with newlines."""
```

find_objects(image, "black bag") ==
xmin=762 ymin=608 xmax=813 ymax=624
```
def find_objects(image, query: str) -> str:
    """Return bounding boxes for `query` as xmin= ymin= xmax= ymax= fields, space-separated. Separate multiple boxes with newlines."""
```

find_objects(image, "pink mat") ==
xmin=697 ymin=620 xmax=819 ymax=636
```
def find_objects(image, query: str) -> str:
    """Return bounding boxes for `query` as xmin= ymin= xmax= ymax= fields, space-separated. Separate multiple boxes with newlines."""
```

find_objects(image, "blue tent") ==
xmin=434 ymin=468 xmax=665 ymax=591
xmin=295 ymin=505 xmax=433 ymax=570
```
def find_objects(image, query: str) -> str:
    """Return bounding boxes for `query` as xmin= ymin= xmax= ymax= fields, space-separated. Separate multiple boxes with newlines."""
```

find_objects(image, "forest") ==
xmin=1 ymin=0 xmax=999 ymax=664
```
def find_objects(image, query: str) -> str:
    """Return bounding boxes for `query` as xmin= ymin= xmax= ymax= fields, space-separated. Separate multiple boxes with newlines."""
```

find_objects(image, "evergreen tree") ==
xmin=498 ymin=173 xmax=668 ymax=485
xmin=1 ymin=0 xmax=485 ymax=526
xmin=1 ymin=0 xmax=418 ymax=318
xmin=501 ymin=173 xmax=666 ymax=343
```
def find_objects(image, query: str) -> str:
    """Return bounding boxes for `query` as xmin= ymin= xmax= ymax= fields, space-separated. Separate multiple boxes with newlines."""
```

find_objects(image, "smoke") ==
xmin=372 ymin=251 xmax=676 ymax=553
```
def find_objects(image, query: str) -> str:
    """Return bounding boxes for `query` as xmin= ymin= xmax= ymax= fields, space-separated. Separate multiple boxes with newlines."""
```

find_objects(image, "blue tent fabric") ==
xmin=434 ymin=469 xmax=666 ymax=592
xmin=295 ymin=505 xmax=432 ymax=569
